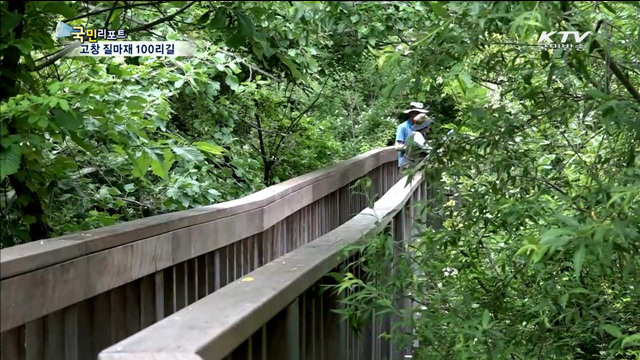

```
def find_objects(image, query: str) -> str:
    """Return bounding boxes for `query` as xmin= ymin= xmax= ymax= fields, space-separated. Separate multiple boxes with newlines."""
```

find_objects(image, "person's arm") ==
xmin=395 ymin=124 xmax=406 ymax=152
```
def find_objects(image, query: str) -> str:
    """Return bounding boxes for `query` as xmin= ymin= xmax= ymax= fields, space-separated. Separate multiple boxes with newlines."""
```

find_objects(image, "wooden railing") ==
xmin=0 ymin=148 xmax=398 ymax=360
xmin=98 ymin=172 xmax=430 ymax=360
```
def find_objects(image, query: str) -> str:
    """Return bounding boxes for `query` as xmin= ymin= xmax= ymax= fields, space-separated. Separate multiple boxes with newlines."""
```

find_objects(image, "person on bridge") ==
xmin=399 ymin=113 xmax=433 ymax=169
xmin=395 ymin=102 xmax=430 ymax=168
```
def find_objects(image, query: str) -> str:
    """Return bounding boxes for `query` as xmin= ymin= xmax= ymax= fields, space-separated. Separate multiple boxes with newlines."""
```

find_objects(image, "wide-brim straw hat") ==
xmin=403 ymin=108 xmax=429 ymax=114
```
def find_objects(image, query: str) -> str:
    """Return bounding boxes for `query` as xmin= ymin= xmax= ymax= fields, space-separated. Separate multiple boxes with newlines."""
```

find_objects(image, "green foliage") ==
xmin=333 ymin=2 xmax=640 ymax=359
xmin=1 ymin=1 xmax=411 ymax=246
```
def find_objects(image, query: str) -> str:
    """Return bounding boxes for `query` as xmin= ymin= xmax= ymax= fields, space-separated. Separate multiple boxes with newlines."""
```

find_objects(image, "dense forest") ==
xmin=1 ymin=1 xmax=639 ymax=359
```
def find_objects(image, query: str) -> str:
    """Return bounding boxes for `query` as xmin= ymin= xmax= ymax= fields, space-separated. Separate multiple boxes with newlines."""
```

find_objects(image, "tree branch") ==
xmin=104 ymin=1 xmax=120 ymax=28
xmin=216 ymin=49 xmax=281 ymax=83
xmin=128 ymin=1 xmax=197 ymax=33
xmin=591 ymin=37 xmax=640 ymax=103
xmin=63 ymin=1 xmax=165 ymax=22
xmin=32 ymin=42 xmax=81 ymax=72
xmin=271 ymin=77 xmax=329 ymax=157
xmin=561 ymin=9 xmax=640 ymax=103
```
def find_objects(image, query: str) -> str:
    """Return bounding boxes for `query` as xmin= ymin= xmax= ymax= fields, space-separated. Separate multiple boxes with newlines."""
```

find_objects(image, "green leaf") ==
xmin=622 ymin=333 xmax=640 ymax=348
xmin=235 ymin=10 xmax=255 ymax=37
xmin=59 ymin=99 xmax=69 ymax=111
xmin=516 ymin=244 xmax=537 ymax=256
xmin=225 ymin=74 xmax=239 ymax=91
xmin=129 ymin=152 xmax=150 ymax=179
xmin=429 ymin=3 xmax=450 ymax=18
xmin=0 ymin=144 xmax=21 ymax=179
xmin=44 ymin=2 xmax=76 ymax=18
xmin=382 ymin=76 xmax=410 ymax=98
xmin=602 ymin=324 xmax=623 ymax=338
xmin=460 ymin=72 xmax=473 ymax=87
xmin=149 ymin=149 xmax=174 ymax=181
xmin=276 ymin=54 xmax=302 ymax=78
xmin=69 ymin=131 xmax=91 ymax=151
xmin=52 ymin=108 xmax=82 ymax=130
xmin=197 ymin=10 xmax=211 ymax=25
xmin=174 ymin=79 xmax=185 ymax=88
xmin=12 ymin=39 xmax=32 ymax=55
xmin=0 ymin=8 xmax=20 ymax=37
xmin=540 ymin=228 xmax=574 ymax=246
xmin=172 ymin=146 xmax=204 ymax=162
xmin=206 ymin=82 xmax=220 ymax=97
xmin=210 ymin=8 xmax=228 ymax=29
xmin=482 ymin=310 xmax=491 ymax=328
xmin=194 ymin=141 xmax=224 ymax=155
xmin=220 ymin=168 xmax=233 ymax=178
xmin=126 ymin=98 xmax=146 ymax=111
xmin=573 ymin=245 xmax=585 ymax=276
xmin=226 ymin=32 xmax=245 ymax=49
xmin=585 ymin=88 xmax=606 ymax=99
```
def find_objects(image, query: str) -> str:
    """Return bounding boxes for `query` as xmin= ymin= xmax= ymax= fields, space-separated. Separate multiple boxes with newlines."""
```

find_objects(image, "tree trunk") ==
xmin=1 ymin=1 xmax=51 ymax=241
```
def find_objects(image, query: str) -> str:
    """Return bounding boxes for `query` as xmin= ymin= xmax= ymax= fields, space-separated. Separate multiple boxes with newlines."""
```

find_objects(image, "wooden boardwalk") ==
xmin=1 ymin=147 xmax=434 ymax=360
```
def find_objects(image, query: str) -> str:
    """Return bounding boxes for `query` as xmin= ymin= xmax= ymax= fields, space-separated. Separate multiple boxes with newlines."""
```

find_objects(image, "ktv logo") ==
xmin=537 ymin=31 xmax=591 ymax=51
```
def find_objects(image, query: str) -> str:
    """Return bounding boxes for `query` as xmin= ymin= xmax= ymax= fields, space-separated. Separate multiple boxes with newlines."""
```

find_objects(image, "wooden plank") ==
xmin=311 ymin=292 xmax=319 ymax=360
xmin=404 ymin=196 xmax=413 ymax=244
xmin=235 ymin=241 xmax=242 ymax=280
xmin=300 ymin=292 xmax=306 ymax=359
xmin=1 ymin=233 xmax=173 ymax=332
xmin=391 ymin=209 xmax=405 ymax=360
xmin=242 ymin=238 xmax=250 ymax=276
xmin=256 ymin=233 xmax=264 ymax=269
xmin=64 ymin=305 xmax=78 ymax=360
xmin=175 ymin=263 xmax=187 ymax=311
xmin=226 ymin=244 xmax=235 ymax=283
xmin=197 ymin=255 xmax=207 ymax=300
xmin=125 ymin=281 xmax=141 ymax=337
xmin=91 ymin=292 xmax=111 ymax=358
xmin=187 ymin=258 xmax=197 ymax=305
xmin=216 ymin=247 xmax=228 ymax=289
xmin=316 ymin=287 xmax=324 ymax=360
xmin=206 ymin=252 xmax=216 ymax=294
xmin=261 ymin=229 xmax=270 ymax=265
xmin=324 ymin=274 xmax=346 ymax=360
xmin=266 ymin=299 xmax=300 ymax=360
xmin=110 ymin=286 xmax=127 ymax=343
xmin=154 ymin=272 xmax=165 ymax=322
xmin=250 ymin=326 xmax=266 ymax=360
xmin=140 ymin=275 xmax=156 ymax=329
xmin=247 ymin=236 xmax=255 ymax=273
xmin=44 ymin=310 xmax=64 ymax=359
xmin=162 ymin=267 xmax=175 ymax=317
xmin=2 ymin=326 xmax=25 ymax=360
xmin=25 ymin=318 xmax=44 ymax=360
xmin=230 ymin=339 xmax=250 ymax=360
xmin=76 ymin=300 xmax=93 ymax=357
xmin=288 ymin=212 xmax=296 ymax=251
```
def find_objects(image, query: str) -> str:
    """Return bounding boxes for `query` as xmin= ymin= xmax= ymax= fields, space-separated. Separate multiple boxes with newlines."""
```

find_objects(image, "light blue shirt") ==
xmin=395 ymin=119 xmax=412 ymax=167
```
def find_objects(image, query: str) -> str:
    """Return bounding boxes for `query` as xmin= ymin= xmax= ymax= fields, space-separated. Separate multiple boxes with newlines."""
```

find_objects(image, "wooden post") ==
xmin=390 ymin=209 xmax=406 ymax=360
xmin=266 ymin=299 xmax=300 ymax=360
xmin=25 ymin=319 xmax=43 ymax=360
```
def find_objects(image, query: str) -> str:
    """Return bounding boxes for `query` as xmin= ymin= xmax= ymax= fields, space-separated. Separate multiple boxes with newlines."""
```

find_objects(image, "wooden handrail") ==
xmin=99 ymin=173 xmax=422 ymax=360
xmin=1 ymin=148 xmax=395 ymax=281
xmin=1 ymin=147 xmax=396 ymax=335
